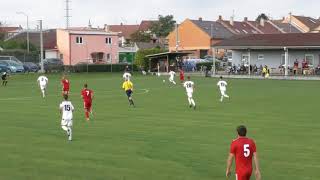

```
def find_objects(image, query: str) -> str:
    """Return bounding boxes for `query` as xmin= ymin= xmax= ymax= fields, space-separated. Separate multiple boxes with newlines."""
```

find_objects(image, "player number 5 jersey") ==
xmin=59 ymin=101 xmax=74 ymax=120
xmin=183 ymin=81 xmax=194 ymax=93
xmin=230 ymin=137 xmax=256 ymax=173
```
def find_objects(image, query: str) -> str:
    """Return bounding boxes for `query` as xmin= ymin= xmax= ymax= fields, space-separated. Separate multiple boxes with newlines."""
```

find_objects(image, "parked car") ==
xmin=41 ymin=58 xmax=64 ymax=72
xmin=0 ymin=60 xmax=25 ymax=73
xmin=23 ymin=62 xmax=40 ymax=72
xmin=0 ymin=56 xmax=23 ymax=65
xmin=0 ymin=64 xmax=10 ymax=73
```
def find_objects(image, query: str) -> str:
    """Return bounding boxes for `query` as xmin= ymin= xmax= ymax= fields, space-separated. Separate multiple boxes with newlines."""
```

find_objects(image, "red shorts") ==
xmin=84 ymin=101 xmax=92 ymax=110
xmin=180 ymin=76 xmax=184 ymax=81
xmin=63 ymin=88 xmax=69 ymax=92
xmin=236 ymin=171 xmax=252 ymax=180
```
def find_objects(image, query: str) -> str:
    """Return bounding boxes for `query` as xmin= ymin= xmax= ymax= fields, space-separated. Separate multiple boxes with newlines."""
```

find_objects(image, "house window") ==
xmin=106 ymin=53 xmax=111 ymax=62
xmin=258 ymin=54 xmax=264 ymax=60
xmin=242 ymin=54 xmax=249 ymax=65
xmin=227 ymin=51 xmax=232 ymax=61
xmin=305 ymin=54 xmax=314 ymax=66
xmin=76 ymin=37 xmax=83 ymax=44
xmin=106 ymin=37 xmax=112 ymax=45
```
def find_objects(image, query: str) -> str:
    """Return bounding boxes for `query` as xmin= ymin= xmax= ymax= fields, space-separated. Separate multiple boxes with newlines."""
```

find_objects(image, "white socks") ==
xmin=220 ymin=94 xmax=229 ymax=102
xmin=41 ymin=90 xmax=45 ymax=98
xmin=61 ymin=125 xmax=72 ymax=141
xmin=188 ymin=98 xmax=196 ymax=106
xmin=68 ymin=127 xmax=72 ymax=141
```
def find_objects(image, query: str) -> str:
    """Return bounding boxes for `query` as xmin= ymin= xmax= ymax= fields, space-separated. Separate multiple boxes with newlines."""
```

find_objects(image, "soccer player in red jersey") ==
xmin=81 ymin=83 xmax=94 ymax=121
xmin=226 ymin=125 xmax=261 ymax=180
xmin=61 ymin=75 xmax=70 ymax=95
xmin=179 ymin=68 xmax=185 ymax=83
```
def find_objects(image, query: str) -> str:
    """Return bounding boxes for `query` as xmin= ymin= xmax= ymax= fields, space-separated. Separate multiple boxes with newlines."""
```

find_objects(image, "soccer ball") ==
xmin=163 ymin=80 xmax=166 ymax=83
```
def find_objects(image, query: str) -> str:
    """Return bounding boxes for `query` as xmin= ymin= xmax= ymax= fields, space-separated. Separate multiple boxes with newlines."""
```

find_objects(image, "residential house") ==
xmin=107 ymin=20 xmax=157 ymax=46
xmin=283 ymin=15 xmax=320 ymax=33
xmin=270 ymin=19 xmax=302 ymax=33
xmin=139 ymin=20 xmax=156 ymax=32
xmin=217 ymin=16 xmax=283 ymax=34
xmin=5 ymin=29 xmax=58 ymax=59
xmin=56 ymin=29 xmax=119 ymax=65
xmin=0 ymin=26 xmax=23 ymax=39
xmin=118 ymin=46 xmax=137 ymax=64
xmin=107 ymin=23 xmax=140 ymax=46
xmin=214 ymin=33 xmax=320 ymax=71
xmin=167 ymin=18 xmax=234 ymax=58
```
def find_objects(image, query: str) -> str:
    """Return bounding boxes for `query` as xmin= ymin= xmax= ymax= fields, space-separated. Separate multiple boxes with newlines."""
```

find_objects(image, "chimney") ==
xmin=120 ymin=22 xmax=123 ymax=26
xmin=230 ymin=16 xmax=234 ymax=26
xmin=244 ymin=17 xmax=248 ymax=22
xmin=260 ymin=18 xmax=265 ymax=27
xmin=199 ymin=17 xmax=203 ymax=21
xmin=218 ymin=15 xmax=223 ymax=21
xmin=104 ymin=24 xmax=109 ymax=32
xmin=88 ymin=19 xmax=92 ymax=29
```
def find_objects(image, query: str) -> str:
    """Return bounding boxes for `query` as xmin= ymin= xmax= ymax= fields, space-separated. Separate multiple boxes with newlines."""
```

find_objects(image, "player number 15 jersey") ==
xmin=59 ymin=101 xmax=74 ymax=120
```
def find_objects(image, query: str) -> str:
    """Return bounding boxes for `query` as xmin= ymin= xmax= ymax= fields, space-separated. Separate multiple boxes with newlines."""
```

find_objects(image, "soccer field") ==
xmin=0 ymin=73 xmax=319 ymax=180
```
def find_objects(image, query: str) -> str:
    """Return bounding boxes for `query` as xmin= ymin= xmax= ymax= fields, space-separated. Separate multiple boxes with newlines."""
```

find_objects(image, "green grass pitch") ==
xmin=0 ymin=73 xmax=319 ymax=180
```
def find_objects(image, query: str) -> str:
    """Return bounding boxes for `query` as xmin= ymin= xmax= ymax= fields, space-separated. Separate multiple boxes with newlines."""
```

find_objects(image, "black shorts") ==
xmin=126 ymin=90 xmax=132 ymax=97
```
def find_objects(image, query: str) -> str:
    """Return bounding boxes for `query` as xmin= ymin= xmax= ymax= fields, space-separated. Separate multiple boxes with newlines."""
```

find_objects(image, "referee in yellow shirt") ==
xmin=122 ymin=79 xmax=135 ymax=107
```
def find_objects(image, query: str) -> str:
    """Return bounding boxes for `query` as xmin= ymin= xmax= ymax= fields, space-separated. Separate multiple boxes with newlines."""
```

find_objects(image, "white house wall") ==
xmin=231 ymin=50 xmax=320 ymax=68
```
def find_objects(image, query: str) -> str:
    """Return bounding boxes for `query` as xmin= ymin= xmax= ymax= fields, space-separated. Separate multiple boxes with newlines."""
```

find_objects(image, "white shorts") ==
xmin=220 ymin=90 xmax=226 ymax=96
xmin=40 ymin=84 xmax=47 ymax=90
xmin=187 ymin=92 xmax=193 ymax=98
xmin=61 ymin=119 xmax=73 ymax=127
xmin=169 ymin=77 xmax=174 ymax=82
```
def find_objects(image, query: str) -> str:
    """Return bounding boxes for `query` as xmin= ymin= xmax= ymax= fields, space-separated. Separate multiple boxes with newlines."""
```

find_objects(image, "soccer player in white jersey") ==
xmin=59 ymin=94 xmax=74 ymax=141
xmin=37 ymin=75 xmax=48 ymax=98
xmin=183 ymin=76 xmax=196 ymax=109
xmin=217 ymin=76 xmax=230 ymax=102
xmin=169 ymin=70 xmax=176 ymax=85
xmin=123 ymin=72 xmax=131 ymax=81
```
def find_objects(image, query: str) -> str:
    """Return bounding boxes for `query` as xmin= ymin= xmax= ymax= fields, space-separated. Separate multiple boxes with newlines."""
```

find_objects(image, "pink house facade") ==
xmin=56 ymin=29 xmax=119 ymax=65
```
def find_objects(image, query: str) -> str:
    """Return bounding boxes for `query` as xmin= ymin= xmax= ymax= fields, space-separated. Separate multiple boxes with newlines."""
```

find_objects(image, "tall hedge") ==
xmin=73 ymin=64 xmax=139 ymax=73
xmin=134 ymin=48 xmax=165 ymax=69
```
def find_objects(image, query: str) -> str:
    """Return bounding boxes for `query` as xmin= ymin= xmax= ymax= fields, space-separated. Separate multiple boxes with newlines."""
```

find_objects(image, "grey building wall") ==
xmin=231 ymin=49 xmax=320 ymax=69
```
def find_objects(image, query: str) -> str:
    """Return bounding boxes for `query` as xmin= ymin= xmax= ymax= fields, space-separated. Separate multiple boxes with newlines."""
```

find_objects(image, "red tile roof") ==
xmin=139 ymin=20 xmax=157 ymax=31
xmin=219 ymin=20 xmax=260 ymax=34
xmin=108 ymin=24 xmax=139 ymax=39
xmin=270 ymin=20 xmax=302 ymax=33
xmin=214 ymin=33 xmax=320 ymax=48
xmin=293 ymin=15 xmax=320 ymax=31
xmin=247 ymin=21 xmax=282 ymax=34
xmin=0 ymin=26 xmax=22 ymax=32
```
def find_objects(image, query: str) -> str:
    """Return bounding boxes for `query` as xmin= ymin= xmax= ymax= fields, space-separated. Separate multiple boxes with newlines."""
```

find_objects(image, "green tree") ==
xmin=256 ymin=13 xmax=269 ymax=22
xmin=150 ymin=15 xmax=176 ymax=37
xmin=135 ymin=48 xmax=165 ymax=68
xmin=0 ymin=40 xmax=38 ymax=52
xmin=130 ymin=30 xmax=151 ymax=42
xmin=0 ymin=22 xmax=5 ymax=41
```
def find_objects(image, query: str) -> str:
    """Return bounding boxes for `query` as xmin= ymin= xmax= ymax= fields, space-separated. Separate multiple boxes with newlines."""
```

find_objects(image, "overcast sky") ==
xmin=1 ymin=0 xmax=320 ymax=29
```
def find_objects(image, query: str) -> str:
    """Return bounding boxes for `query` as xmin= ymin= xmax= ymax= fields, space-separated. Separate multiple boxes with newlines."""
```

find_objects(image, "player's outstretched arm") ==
xmin=226 ymin=153 xmax=234 ymax=178
xmin=253 ymin=152 xmax=261 ymax=180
